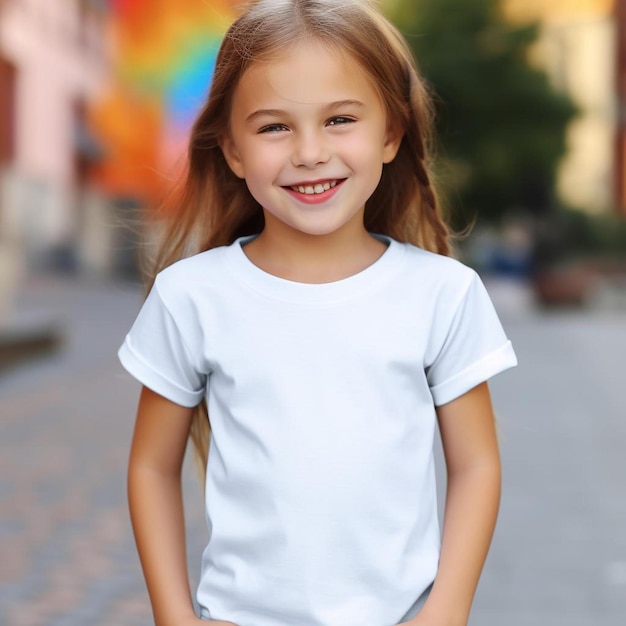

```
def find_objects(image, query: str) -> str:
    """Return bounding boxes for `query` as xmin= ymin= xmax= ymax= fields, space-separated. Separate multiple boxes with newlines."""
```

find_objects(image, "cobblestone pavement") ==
xmin=1 ymin=275 xmax=625 ymax=625
xmin=0 ymin=275 xmax=206 ymax=626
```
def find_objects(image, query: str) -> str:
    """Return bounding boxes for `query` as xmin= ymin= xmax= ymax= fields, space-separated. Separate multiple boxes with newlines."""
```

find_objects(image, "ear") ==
xmin=219 ymin=133 xmax=246 ymax=179
xmin=382 ymin=123 xmax=404 ymax=164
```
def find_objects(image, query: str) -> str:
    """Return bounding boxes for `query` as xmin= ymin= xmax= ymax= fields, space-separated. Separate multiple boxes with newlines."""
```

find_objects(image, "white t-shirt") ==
xmin=118 ymin=235 xmax=517 ymax=626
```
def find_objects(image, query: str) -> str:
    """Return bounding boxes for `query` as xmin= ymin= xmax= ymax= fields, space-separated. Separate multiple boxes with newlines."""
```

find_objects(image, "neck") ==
xmin=243 ymin=222 xmax=387 ymax=284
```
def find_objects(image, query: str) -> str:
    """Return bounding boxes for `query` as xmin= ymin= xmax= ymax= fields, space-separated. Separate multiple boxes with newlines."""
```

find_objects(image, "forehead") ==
xmin=231 ymin=39 xmax=383 ymax=112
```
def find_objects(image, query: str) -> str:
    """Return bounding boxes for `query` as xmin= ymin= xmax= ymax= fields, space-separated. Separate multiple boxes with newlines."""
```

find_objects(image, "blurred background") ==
xmin=0 ymin=1 xmax=624 ymax=625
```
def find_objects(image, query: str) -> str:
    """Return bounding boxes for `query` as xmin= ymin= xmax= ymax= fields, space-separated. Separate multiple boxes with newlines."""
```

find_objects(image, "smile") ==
xmin=289 ymin=180 xmax=339 ymax=195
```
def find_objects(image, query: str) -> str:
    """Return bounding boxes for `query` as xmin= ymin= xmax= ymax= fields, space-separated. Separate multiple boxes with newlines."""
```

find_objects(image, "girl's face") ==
xmin=221 ymin=39 xmax=402 ymax=241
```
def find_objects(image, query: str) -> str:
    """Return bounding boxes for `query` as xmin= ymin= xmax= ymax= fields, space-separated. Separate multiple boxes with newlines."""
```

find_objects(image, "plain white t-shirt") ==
xmin=118 ymin=235 xmax=517 ymax=626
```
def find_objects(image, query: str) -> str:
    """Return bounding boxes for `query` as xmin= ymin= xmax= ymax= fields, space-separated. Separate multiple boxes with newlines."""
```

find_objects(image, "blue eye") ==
xmin=327 ymin=116 xmax=355 ymax=126
xmin=258 ymin=124 xmax=289 ymax=134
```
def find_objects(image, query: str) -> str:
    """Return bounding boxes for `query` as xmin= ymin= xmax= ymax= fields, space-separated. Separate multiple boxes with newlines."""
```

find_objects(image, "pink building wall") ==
xmin=0 ymin=0 xmax=110 ymax=251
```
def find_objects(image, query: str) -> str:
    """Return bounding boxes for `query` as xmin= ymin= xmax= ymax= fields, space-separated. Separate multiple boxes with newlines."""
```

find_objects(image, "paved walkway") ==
xmin=0 ymin=275 xmax=206 ymax=626
xmin=1 ymin=274 xmax=625 ymax=625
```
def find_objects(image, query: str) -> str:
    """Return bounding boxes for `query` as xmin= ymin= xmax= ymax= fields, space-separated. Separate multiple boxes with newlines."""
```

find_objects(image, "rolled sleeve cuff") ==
xmin=118 ymin=338 xmax=205 ymax=408
xmin=430 ymin=341 xmax=517 ymax=407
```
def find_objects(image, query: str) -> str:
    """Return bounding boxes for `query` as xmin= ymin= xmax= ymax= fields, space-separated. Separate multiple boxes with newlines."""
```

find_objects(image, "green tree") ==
xmin=388 ymin=0 xmax=577 ymax=228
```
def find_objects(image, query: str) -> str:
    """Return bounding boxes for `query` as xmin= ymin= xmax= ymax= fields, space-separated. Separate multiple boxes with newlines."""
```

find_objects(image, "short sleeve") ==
xmin=118 ymin=281 xmax=207 ymax=407
xmin=426 ymin=272 xmax=517 ymax=406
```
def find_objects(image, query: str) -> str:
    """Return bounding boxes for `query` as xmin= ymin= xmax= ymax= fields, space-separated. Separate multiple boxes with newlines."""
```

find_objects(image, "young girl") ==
xmin=119 ymin=1 xmax=517 ymax=625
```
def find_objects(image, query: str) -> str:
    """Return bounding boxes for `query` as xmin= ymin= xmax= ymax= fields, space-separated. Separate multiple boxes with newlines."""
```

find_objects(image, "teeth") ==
xmin=291 ymin=180 xmax=338 ymax=195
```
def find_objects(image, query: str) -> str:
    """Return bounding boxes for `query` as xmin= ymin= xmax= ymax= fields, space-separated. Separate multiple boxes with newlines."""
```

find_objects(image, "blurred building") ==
xmin=0 ymin=0 xmax=111 ymax=305
xmin=503 ymin=0 xmax=617 ymax=214
xmin=615 ymin=0 xmax=626 ymax=215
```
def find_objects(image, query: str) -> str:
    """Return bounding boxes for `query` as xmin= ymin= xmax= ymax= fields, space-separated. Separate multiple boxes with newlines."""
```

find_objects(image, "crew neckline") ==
xmin=222 ymin=234 xmax=404 ymax=304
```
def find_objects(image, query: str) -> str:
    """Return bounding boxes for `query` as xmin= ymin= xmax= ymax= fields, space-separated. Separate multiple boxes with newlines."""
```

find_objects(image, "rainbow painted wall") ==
xmin=93 ymin=0 xmax=238 ymax=203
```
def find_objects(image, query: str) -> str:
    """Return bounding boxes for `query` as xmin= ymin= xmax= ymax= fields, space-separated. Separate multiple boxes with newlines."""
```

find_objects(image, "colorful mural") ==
xmin=92 ymin=0 xmax=237 ymax=203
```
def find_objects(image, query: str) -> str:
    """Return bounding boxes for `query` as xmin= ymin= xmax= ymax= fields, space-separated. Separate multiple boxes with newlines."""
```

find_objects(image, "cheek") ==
xmin=342 ymin=128 xmax=388 ymax=162
xmin=239 ymin=147 xmax=283 ymax=199
xmin=246 ymin=142 xmax=285 ymax=172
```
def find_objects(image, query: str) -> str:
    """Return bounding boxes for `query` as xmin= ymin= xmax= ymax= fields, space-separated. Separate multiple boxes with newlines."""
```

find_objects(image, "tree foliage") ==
xmin=388 ymin=0 xmax=577 ymax=227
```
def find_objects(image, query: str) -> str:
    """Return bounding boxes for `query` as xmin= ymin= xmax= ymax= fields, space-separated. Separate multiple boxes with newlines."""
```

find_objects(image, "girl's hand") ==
xmin=400 ymin=612 xmax=464 ymax=626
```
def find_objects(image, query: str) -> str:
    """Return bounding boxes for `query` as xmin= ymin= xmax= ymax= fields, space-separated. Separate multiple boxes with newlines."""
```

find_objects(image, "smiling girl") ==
xmin=119 ymin=1 xmax=517 ymax=625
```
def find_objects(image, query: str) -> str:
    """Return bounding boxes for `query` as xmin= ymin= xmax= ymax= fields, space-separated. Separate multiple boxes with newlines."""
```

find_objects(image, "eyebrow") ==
xmin=245 ymin=99 xmax=365 ymax=123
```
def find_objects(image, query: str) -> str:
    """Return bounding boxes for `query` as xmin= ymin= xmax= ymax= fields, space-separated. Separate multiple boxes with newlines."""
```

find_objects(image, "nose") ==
xmin=291 ymin=130 xmax=330 ymax=168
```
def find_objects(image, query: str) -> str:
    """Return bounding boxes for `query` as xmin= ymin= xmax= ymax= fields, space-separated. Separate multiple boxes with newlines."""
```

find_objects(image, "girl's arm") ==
xmin=128 ymin=387 xmax=237 ymax=626
xmin=406 ymin=382 xmax=501 ymax=626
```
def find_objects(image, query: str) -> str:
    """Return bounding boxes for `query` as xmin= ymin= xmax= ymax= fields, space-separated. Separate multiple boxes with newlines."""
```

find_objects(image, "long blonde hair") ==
xmin=148 ymin=0 xmax=451 ymax=476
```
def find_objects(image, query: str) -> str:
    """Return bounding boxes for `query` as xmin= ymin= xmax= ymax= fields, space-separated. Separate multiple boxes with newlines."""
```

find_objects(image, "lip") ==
xmin=282 ymin=178 xmax=346 ymax=205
